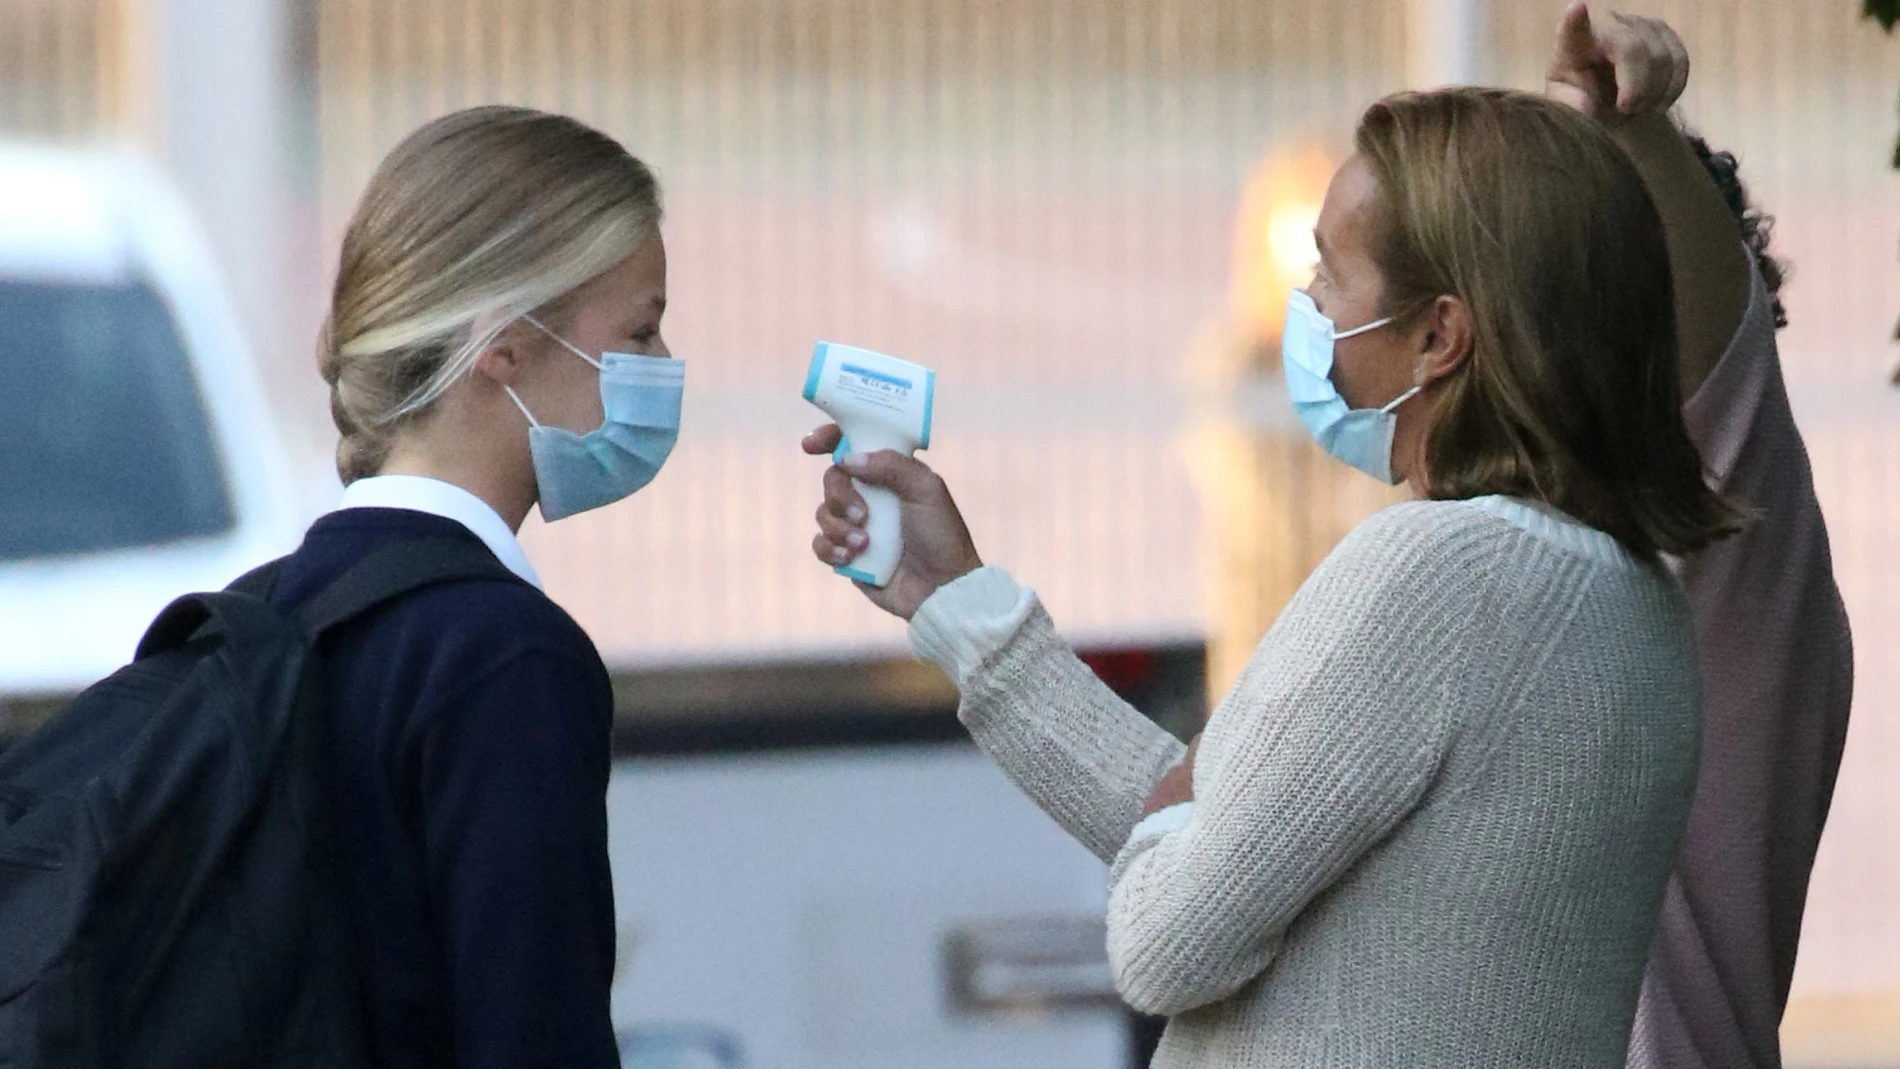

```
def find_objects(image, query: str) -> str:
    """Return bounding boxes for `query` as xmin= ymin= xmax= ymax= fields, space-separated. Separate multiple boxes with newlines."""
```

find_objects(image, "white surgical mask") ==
xmin=1281 ymin=288 xmax=1420 ymax=485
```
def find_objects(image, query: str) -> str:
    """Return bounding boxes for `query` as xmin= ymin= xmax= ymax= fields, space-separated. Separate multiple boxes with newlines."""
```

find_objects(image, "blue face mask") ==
xmin=1281 ymin=288 xmax=1419 ymax=485
xmin=505 ymin=316 xmax=684 ymax=522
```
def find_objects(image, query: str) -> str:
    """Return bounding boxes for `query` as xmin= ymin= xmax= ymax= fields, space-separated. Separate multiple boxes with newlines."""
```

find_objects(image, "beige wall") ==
xmin=0 ymin=0 xmax=114 ymax=140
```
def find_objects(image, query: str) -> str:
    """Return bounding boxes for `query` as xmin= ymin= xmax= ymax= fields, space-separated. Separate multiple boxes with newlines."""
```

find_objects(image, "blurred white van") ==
xmin=0 ymin=144 xmax=300 ymax=700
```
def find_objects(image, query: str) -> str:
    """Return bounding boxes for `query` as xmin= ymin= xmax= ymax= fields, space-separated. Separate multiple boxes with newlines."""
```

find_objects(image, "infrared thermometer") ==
xmin=802 ymin=342 xmax=936 ymax=588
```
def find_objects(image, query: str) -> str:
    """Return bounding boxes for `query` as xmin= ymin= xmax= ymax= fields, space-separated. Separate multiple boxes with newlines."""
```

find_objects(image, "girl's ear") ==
xmin=470 ymin=324 xmax=530 ymax=387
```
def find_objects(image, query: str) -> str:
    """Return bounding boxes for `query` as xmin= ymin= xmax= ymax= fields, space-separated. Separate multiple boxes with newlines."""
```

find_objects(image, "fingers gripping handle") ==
xmin=842 ymin=481 xmax=904 ymax=587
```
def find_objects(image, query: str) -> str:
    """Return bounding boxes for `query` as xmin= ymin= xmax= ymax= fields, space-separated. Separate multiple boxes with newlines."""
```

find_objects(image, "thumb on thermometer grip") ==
xmin=839 ymin=450 xmax=944 ymax=505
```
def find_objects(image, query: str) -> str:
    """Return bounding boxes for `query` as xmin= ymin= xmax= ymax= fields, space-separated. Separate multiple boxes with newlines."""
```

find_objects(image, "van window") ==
xmin=0 ymin=279 xmax=234 ymax=561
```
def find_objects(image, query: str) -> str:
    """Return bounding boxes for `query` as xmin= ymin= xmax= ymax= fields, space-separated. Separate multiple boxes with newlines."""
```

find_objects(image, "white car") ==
xmin=0 ymin=144 xmax=300 ymax=702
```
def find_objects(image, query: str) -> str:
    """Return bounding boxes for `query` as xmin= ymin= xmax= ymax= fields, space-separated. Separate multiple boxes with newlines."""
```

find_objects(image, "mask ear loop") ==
xmin=503 ymin=386 xmax=541 ymax=428
xmin=523 ymin=313 xmax=604 ymax=370
xmin=1379 ymin=385 xmax=1423 ymax=414
xmin=471 ymin=313 xmax=546 ymax=429
xmin=1329 ymin=310 xmax=1415 ymax=412
xmin=1383 ymin=332 xmax=1451 ymax=412
xmin=504 ymin=313 xmax=607 ymax=428
xmin=1330 ymin=314 xmax=1393 ymax=341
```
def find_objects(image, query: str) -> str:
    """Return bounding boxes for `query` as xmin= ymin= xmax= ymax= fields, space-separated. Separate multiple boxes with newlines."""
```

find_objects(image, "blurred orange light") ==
xmin=1229 ymin=146 xmax=1340 ymax=348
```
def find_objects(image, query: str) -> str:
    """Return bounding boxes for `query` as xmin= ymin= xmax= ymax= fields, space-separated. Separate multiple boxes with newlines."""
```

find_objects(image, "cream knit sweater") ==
xmin=911 ymin=496 xmax=1702 ymax=1068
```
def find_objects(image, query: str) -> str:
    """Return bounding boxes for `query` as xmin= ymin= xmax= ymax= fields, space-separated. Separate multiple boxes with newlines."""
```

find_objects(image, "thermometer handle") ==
xmin=843 ymin=481 xmax=904 ymax=588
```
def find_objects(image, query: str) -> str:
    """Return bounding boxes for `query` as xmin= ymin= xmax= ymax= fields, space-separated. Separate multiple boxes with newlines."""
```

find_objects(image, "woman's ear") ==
xmin=1417 ymin=294 xmax=1474 ymax=384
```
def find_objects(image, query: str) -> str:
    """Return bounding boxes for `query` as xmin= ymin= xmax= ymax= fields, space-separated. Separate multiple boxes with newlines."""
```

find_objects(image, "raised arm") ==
xmin=1547 ymin=3 xmax=1752 ymax=395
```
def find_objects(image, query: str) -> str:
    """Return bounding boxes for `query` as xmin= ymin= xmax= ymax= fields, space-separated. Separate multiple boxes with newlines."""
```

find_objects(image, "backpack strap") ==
xmin=137 ymin=588 xmax=291 ymax=662
xmin=292 ymin=537 xmax=519 ymax=637
xmin=227 ymin=558 xmax=287 ymax=600
xmin=135 ymin=538 xmax=518 ymax=661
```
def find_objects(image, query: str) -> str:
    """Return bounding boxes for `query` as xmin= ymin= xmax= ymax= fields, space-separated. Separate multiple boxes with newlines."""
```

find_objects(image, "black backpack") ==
xmin=0 ymin=538 xmax=513 ymax=1069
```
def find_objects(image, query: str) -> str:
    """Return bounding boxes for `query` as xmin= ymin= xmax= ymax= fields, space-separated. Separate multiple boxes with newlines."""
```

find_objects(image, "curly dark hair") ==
xmin=1683 ymin=131 xmax=1789 ymax=330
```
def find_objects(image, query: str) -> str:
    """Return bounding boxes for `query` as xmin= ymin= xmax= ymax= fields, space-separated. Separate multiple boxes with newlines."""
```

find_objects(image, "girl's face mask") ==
xmin=503 ymin=315 xmax=685 ymax=521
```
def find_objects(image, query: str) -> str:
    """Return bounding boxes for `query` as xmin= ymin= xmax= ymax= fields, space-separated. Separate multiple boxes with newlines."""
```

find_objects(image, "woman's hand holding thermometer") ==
xmin=802 ymin=424 xmax=982 ymax=621
xmin=802 ymin=343 xmax=938 ymax=586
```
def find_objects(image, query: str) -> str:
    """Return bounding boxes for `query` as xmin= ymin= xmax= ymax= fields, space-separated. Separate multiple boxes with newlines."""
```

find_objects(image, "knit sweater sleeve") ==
xmin=911 ymin=568 xmax=1189 ymax=863
xmin=917 ymin=504 xmax=1492 ymax=1016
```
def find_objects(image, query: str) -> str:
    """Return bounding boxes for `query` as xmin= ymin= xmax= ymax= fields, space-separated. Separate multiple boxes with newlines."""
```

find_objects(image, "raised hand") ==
xmin=1547 ymin=4 xmax=1750 ymax=413
xmin=803 ymin=424 xmax=983 ymax=620
xmin=1547 ymin=3 xmax=1690 ymax=119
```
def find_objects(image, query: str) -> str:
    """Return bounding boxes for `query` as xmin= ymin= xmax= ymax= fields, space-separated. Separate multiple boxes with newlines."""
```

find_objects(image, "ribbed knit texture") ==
xmin=913 ymin=497 xmax=1704 ymax=1068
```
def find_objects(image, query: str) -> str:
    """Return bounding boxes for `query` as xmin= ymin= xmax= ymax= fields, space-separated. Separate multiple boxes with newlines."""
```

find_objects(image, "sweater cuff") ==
xmin=1126 ymin=802 xmax=1194 ymax=845
xmin=909 ymin=566 xmax=1037 ymax=687
xmin=1111 ymin=802 xmax=1194 ymax=885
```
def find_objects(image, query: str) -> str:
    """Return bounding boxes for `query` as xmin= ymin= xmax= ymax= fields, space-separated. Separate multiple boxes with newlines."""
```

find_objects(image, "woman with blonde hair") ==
xmin=268 ymin=105 xmax=676 ymax=1067
xmin=805 ymin=69 xmax=1738 ymax=1069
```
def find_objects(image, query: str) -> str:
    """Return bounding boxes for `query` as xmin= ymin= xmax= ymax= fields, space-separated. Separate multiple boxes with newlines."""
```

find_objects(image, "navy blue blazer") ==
xmin=271 ymin=508 xmax=617 ymax=1069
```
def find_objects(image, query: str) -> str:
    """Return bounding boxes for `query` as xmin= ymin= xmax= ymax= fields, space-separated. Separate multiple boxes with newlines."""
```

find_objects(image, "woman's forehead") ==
xmin=1317 ymin=156 xmax=1381 ymax=270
